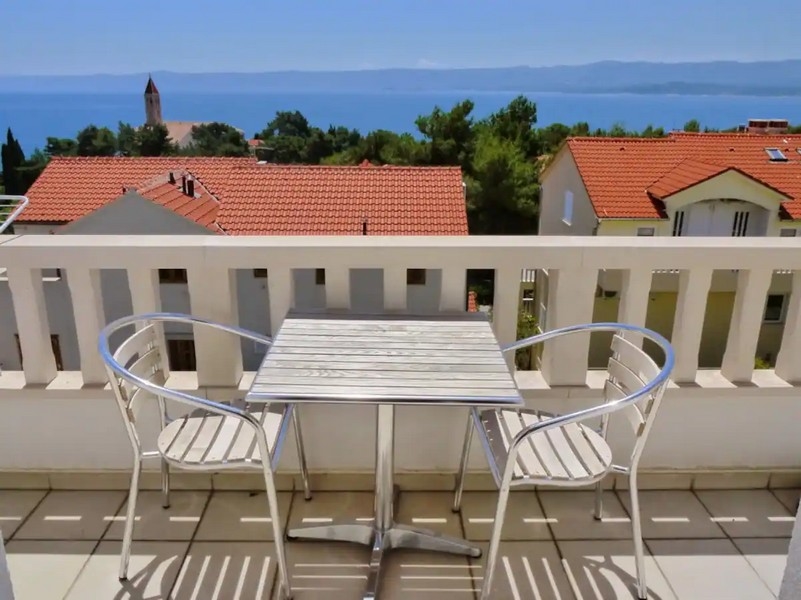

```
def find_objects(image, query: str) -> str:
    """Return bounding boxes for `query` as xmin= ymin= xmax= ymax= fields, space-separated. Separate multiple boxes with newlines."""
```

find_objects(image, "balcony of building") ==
xmin=0 ymin=234 xmax=800 ymax=599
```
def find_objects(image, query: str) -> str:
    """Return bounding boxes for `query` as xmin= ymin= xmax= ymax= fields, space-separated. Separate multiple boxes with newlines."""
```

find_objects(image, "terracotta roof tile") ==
xmin=566 ymin=133 xmax=801 ymax=219
xmin=21 ymin=157 xmax=467 ymax=235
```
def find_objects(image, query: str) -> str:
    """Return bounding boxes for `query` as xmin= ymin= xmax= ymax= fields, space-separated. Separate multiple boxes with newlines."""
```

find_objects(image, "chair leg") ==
xmin=119 ymin=458 xmax=141 ymax=581
xmin=160 ymin=459 xmax=171 ymax=509
xmin=629 ymin=476 xmax=648 ymax=599
xmin=593 ymin=479 xmax=604 ymax=520
xmin=263 ymin=463 xmax=293 ymax=599
xmin=452 ymin=413 xmax=474 ymax=512
xmin=480 ymin=483 xmax=510 ymax=600
xmin=292 ymin=406 xmax=312 ymax=501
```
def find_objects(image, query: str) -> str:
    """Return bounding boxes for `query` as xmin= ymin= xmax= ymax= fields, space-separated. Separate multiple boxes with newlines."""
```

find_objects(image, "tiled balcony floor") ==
xmin=1 ymin=487 xmax=797 ymax=599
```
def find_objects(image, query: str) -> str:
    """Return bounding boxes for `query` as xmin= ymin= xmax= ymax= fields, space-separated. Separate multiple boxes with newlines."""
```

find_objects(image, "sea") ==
xmin=2 ymin=91 xmax=801 ymax=154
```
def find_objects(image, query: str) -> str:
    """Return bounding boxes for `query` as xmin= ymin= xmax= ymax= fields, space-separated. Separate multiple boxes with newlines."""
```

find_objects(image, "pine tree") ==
xmin=1 ymin=129 xmax=26 ymax=195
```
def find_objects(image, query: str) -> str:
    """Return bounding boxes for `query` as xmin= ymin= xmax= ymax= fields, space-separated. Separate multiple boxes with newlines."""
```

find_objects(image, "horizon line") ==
xmin=4 ymin=58 xmax=801 ymax=78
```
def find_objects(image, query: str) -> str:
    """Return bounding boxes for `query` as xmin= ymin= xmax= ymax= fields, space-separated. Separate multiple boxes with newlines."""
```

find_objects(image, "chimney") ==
xmin=181 ymin=176 xmax=187 ymax=194
xmin=362 ymin=218 xmax=368 ymax=236
xmin=168 ymin=172 xmax=176 ymax=185
xmin=186 ymin=177 xmax=195 ymax=197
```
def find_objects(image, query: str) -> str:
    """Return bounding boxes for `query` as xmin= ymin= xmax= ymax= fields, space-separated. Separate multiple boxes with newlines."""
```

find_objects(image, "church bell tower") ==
xmin=144 ymin=75 xmax=163 ymax=126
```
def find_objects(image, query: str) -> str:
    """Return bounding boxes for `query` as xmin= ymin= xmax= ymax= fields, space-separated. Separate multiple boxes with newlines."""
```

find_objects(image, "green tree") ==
xmin=538 ymin=123 xmax=572 ymax=155
xmin=1 ymin=129 xmax=25 ymax=195
xmin=416 ymin=100 xmax=475 ymax=170
xmin=608 ymin=122 xmax=628 ymax=137
xmin=76 ymin=125 xmax=117 ymax=156
xmin=44 ymin=137 xmax=77 ymax=157
xmin=117 ymin=122 xmax=137 ymax=156
xmin=466 ymin=131 xmax=539 ymax=234
xmin=16 ymin=149 xmax=48 ymax=193
xmin=683 ymin=119 xmax=701 ymax=133
xmin=486 ymin=95 xmax=540 ymax=157
xmin=135 ymin=123 xmax=176 ymax=156
xmin=186 ymin=122 xmax=249 ymax=157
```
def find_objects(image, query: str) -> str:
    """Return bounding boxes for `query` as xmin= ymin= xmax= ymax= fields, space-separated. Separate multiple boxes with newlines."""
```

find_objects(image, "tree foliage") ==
xmin=76 ymin=125 xmax=117 ymax=156
xmin=135 ymin=124 xmax=176 ymax=157
xmin=1 ymin=129 xmax=26 ymax=195
xmin=187 ymin=122 xmax=249 ymax=157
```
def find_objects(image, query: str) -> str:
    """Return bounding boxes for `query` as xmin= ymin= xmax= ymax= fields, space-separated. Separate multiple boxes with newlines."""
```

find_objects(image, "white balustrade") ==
xmin=0 ymin=236 xmax=801 ymax=391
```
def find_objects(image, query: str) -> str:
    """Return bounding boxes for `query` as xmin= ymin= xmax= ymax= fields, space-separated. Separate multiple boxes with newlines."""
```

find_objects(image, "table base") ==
xmin=287 ymin=522 xmax=481 ymax=599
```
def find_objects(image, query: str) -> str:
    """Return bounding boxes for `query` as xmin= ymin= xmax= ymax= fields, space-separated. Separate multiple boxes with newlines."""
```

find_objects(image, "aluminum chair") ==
xmin=452 ymin=323 xmax=674 ymax=600
xmin=99 ymin=312 xmax=312 ymax=600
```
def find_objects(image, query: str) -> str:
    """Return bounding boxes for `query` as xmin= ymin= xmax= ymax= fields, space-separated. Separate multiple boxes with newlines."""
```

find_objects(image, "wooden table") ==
xmin=246 ymin=310 xmax=523 ymax=599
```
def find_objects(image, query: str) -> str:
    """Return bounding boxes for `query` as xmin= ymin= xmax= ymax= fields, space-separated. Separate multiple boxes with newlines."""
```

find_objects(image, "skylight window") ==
xmin=765 ymin=148 xmax=788 ymax=161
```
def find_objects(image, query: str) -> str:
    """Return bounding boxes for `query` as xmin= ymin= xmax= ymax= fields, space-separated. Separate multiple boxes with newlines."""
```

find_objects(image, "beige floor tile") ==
xmin=0 ymin=490 xmax=46 ymax=539
xmin=558 ymin=539 xmax=676 ymax=600
xmin=396 ymin=492 xmax=462 ymax=537
xmin=772 ymin=488 xmax=800 ymax=513
xmin=280 ymin=540 xmax=370 ymax=599
xmin=647 ymin=538 xmax=775 ymax=600
xmin=695 ymin=490 xmax=795 ymax=538
xmin=382 ymin=549 xmax=476 ymax=599
xmin=458 ymin=491 xmax=552 ymax=541
xmin=617 ymin=490 xmax=726 ymax=539
xmin=5 ymin=540 xmax=94 ymax=600
xmin=194 ymin=491 xmax=291 ymax=541
xmin=174 ymin=541 xmax=278 ymax=600
xmin=469 ymin=540 xmax=575 ymax=600
xmin=64 ymin=540 xmax=188 ymax=599
xmin=539 ymin=491 xmax=632 ymax=540
xmin=104 ymin=490 xmax=210 ymax=541
xmin=13 ymin=490 xmax=126 ymax=540
xmin=287 ymin=491 xmax=374 ymax=531
xmin=733 ymin=537 xmax=790 ymax=596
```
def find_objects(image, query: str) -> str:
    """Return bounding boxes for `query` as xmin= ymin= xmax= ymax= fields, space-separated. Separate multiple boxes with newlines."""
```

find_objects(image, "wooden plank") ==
xmin=285 ymin=312 xmax=489 ymax=324
xmin=249 ymin=383 xmax=518 ymax=398
xmin=267 ymin=347 xmax=504 ymax=360
xmin=257 ymin=367 xmax=511 ymax=380
xmin=280 ymin=322 xmax=493 ymax=335
xmin=272 ymin=339 xmax=498 ymax=351
xmin=276 ymin=331 xmax=497 ymax=343
xmin=261 ymin=359 xmax=509 ymax=372
xmin=256 ymin=375 xmax=513 ymax=388
xmin=281 ymin=318 xmax=491 ymax=330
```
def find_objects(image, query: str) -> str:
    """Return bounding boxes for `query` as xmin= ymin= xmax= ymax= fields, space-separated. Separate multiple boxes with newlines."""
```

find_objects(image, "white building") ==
xmin=1 ymin=157 xmax=468 ymax=372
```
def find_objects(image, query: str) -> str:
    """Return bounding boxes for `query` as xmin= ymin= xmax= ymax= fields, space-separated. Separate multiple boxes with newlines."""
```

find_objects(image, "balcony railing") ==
xmin=0 ymin=234 xmax=800 ymax=482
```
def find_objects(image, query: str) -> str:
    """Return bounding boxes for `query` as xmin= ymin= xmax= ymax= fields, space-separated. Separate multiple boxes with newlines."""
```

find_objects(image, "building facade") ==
xmin=0 ymin=157 xmax=467 ymax=372
xmin=538 ymin=131 xmax=801 ymax=368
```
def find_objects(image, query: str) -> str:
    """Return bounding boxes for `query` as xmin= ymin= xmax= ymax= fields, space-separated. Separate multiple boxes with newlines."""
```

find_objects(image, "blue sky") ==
xmin=2 ymin=0 xmax=800 ymax=75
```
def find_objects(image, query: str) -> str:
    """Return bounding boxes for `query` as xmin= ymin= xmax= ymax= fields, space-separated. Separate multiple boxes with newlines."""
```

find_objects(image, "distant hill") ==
xmin=3 ymin=60 xmax=801 ymax=95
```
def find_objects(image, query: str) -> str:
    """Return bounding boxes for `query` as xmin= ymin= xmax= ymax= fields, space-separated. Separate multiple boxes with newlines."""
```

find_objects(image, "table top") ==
xmin=246 ymin=311 xmax=523 ymax=406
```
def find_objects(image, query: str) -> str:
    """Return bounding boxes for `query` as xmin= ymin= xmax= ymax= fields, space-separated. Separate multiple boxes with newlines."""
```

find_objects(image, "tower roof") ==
xmin=144 ymin=75 xmax=159 ymax=95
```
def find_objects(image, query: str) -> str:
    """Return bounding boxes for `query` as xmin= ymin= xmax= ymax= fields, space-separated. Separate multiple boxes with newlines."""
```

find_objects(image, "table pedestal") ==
xmin=286 ymin=404 xmax=481 ymax=599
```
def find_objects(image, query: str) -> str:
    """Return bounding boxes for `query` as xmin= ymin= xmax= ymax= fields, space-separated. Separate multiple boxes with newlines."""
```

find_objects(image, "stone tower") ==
xmin=144 ymin=75 xmax=163 ymax=125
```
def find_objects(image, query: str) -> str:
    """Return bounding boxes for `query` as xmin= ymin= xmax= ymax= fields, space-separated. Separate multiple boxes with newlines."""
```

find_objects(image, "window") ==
xmin=732 ymin=211 xmax=750 ymax=237
xmin=637 ymin=227 xmax=655 ymax=236
xmin=315 ymin=268 xmax=326 ymax=285
xmin=764 ymin=294 xmax=786 ymax=323
xmin=406 ymin=269 xmax=426 ymax=285
xmin=562 ymin=190 xmax=574 ymax=225
xmin=159 ymin=269 xmax=187 ymax=284
xmin=14 ymin=333 xmax=63 ymax=370
xmin=765 ymin=148 xmax=788 ymax=162
xmin=780 ymin=228 xmax=797 ymax=237
xmin=166 ymin=338 xmax=196 ymax=371
xmin=253 ymin=269 xmax=268 ymax=278
xmin=672 ymin=211 xmax=685 ymax=236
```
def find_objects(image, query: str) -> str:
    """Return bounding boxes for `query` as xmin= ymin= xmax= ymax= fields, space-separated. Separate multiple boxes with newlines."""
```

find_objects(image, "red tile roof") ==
xmin=565 ymin=133 xmax=801 ymax=219
xmin=21 ymin=157 xmax=468 ymax=235
xmin=136 ymin=170 xmax=221 ymax=231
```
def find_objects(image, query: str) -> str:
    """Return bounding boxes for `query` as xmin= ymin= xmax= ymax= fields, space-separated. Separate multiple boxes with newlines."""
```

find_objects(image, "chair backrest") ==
xmin=604 ymin=332 xmax=667 ymax=458
xmin=506 ymin=322 xmax=674 ymax=469
xmin=107 ymin=321 xmax=170 ymax=427
xmin=99 ymin=312 xmax=273 ymax=449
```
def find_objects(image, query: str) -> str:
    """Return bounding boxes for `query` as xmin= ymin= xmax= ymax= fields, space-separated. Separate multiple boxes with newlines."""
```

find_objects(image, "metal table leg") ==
xmin=287 ymin=404 xmax=481 ymax=599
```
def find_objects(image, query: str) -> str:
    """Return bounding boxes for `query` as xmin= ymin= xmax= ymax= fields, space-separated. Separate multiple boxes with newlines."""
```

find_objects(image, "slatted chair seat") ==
xmin=99 ymin=312 xmax=311 ymax=600
xmin=453 ymin=323 xmax=675 ymax=600
xmin=158 ymin=404 xmax=289 ymax=467
xmin=476 ymin=408 xmax=613 ymax=485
